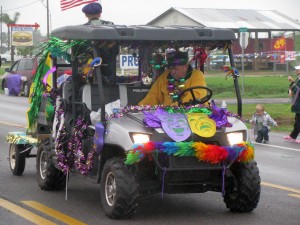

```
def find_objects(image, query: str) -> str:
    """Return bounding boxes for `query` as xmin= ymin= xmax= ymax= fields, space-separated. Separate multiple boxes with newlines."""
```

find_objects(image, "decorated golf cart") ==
xmin=6 ymin=25 xmax=260 ymax=219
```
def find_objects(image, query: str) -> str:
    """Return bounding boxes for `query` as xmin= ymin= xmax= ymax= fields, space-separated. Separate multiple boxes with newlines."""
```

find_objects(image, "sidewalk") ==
xmin=214 ymin=98 xmax=290 ymax=105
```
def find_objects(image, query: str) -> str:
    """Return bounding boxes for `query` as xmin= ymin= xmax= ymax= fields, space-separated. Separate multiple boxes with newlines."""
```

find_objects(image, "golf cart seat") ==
xmin=81 ymin=83 xmax=119 ymax=112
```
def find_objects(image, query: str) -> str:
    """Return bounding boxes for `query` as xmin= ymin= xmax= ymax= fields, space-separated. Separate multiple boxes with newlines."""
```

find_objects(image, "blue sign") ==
xmin=120 ymin=55 xmax=138 ymax=69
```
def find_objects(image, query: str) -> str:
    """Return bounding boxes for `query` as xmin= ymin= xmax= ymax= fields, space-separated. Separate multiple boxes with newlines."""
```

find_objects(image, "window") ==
xmin=17 ymin=59 xmax=27 ymax=70
xmin=10 ymin=61 xmax=20 ymax=72
xmin=25 ymin=59 xmax=34 ymax=70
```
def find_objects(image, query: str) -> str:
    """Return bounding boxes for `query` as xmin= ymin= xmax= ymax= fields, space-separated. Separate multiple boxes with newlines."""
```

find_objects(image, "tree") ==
xmin=1 ymin=12 xmax=20 ymax=62
xmin=1 ymin=12 xmax=20 ymax=51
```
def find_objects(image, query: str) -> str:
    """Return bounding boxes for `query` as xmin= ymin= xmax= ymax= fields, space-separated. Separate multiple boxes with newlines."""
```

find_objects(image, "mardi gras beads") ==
xmin=168 ymin=77 xmax=185 ymax=101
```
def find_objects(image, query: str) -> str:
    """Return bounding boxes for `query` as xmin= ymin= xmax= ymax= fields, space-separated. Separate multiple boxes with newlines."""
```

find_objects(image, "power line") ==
xmin=2 ymin=0 xmax=41 ymax=12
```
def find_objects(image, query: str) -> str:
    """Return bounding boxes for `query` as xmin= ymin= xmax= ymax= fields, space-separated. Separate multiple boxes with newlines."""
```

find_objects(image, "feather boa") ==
xmin=125 ymin=141 xmax=254 ymax=165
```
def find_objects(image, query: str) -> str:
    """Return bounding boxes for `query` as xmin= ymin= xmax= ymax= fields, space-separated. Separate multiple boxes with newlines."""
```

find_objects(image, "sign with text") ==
xmin=120 ymin=55 xmax=138 ymax=69
xmin=11 ymin=27 xmax=33 ymax=46
xmin=273 ymin=37 xmax=286 ymax=50
xmin=239 ymin=27 xmax=248 ymax=32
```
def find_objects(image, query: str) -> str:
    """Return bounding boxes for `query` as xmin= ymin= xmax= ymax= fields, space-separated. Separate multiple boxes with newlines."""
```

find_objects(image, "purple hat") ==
xmin=82 ymin=2 xmax=102 ymax=15
xmin=166 ymin=51 xmax=189 ymax=66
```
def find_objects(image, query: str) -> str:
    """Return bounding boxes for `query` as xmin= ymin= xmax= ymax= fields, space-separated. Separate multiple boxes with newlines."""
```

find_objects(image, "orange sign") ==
xmin=273 ymin=37 xmax=286 ymax=50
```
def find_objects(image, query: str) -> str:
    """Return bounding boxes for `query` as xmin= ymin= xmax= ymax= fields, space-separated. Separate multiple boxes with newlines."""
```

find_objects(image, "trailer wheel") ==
xmin=36 ymin=141 xmax=66 ymax=190
xmin=9 ymin=144 xmax=26 ymax=176
xmin=100 ymin=157 xmax=139 ymax=219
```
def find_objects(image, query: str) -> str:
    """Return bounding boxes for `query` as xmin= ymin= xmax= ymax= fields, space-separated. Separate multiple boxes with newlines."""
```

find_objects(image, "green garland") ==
xmin=27 ymin=37 xmax=89 ymax=129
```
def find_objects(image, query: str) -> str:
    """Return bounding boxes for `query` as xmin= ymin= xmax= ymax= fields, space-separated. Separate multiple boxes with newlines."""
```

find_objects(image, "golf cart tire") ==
xmin=224 ymin=160 xmax=261 ymax=212
xmin=100 ymin=157 xmax=139 ymax=219
xmin=36 ymin=141 xmax=66 ymax=191
xmin=23 ymin=82 xmax=30 ymax=97
xmin=9 ymin=144 xmax=26 ymax=176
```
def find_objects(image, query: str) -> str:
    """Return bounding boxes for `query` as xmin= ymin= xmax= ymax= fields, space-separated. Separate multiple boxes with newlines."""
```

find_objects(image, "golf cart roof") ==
xmin=51 ymin=25 xmax=236 ymax=42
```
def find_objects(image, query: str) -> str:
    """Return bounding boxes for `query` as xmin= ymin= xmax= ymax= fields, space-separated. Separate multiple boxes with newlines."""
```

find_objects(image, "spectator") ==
xmin=82 ymin=2 xmax=114 ymax=25
xmin=250 ymin=104 xmax=278 ymax=144
xmin=283 ymin=65 xmax=300 ymax=143
xmin=138 ymin=50 xmax=207 ymax=106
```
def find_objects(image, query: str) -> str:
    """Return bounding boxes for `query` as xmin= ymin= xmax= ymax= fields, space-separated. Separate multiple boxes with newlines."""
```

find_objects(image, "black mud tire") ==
xmin=224 ymin=160 xmax=261 ymax=212
xmin=9 ymin=144 xmax=26 ymax=176
xmin=36 ymin=141 xmax=66 ymax=191
xmin=100 ymin=157 xmax=139 ymax=219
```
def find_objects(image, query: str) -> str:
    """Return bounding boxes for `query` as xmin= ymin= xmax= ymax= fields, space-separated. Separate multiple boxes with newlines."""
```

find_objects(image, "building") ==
xmin=147 ymin=8 xmax=300 ymax=70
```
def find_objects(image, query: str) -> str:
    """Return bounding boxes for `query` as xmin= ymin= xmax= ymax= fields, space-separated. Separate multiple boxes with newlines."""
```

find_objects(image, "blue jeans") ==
xmin=256 ymin=126 xmax=269 ymax=143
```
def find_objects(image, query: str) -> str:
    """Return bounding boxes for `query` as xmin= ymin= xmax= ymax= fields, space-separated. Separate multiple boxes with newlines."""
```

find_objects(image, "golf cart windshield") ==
xmin=48 ymin=25 xmax=239 ymax=123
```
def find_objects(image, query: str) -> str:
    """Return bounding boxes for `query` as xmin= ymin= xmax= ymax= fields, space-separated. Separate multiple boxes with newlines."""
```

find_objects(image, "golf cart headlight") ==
xmin=227 ymin=132 xmax=243 ymax=145
xmin=132 ymin=133 xmax=150 ymax=143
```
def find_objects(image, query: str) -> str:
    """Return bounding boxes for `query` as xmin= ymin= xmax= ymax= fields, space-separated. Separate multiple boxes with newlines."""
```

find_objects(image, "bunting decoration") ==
xmin=125 ymin=141 xmax=254 ymax=165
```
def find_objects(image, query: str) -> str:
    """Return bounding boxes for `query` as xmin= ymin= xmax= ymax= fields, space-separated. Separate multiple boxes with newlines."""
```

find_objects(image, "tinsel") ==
xmin=5 ymin=132 xmax=40 ymax=146
xmin=27 ymin=37 xmax=89 ymax=129
xmin=69 ymin=117 xmax=96 ymax=176
xmin=223 ymin=65 xmax=239 ymax=79
xmin=54 ymin=101 xmax=96 ymax=175
xmin=124 ymin=141 xmax=254 ymax=165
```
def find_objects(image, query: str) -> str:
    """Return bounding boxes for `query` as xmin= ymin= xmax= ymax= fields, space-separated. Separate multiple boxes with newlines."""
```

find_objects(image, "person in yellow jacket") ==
xmin=138 ymin=51 xmax=207 ymax=106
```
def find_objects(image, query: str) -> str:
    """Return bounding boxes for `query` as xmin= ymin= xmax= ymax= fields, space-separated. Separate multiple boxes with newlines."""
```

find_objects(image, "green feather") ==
xmin=124 ymin=151 xmax=141 ymax=165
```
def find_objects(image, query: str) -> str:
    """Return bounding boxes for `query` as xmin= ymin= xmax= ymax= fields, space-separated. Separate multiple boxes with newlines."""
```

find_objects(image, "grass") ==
xmin=227 ymin=103 xmax=293 ymax=133
xmin=206 ymin=74 xmax=289 ymax=98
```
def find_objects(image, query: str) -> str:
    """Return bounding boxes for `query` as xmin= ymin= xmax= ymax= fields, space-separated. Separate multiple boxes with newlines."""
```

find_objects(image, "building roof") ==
xmin=147 ymin=8 xmax=300 ymax=32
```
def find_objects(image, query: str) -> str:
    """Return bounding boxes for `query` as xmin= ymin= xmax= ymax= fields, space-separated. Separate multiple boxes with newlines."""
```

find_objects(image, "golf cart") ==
xmin=6 ymin=25 xmax=260 ymax=219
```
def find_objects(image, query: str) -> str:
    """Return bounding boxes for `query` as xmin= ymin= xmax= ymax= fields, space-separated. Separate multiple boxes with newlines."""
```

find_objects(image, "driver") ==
xmin=138 ymin=50 xmax=207 ymax=106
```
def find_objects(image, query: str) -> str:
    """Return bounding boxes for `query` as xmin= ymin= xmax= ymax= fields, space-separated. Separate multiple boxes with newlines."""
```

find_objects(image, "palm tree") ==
xmin=1 ymin=12 xmax=20 ymax=51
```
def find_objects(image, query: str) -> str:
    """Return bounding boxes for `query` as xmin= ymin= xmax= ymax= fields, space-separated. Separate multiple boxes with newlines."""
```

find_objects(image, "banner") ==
xmin=11 ymin=27 xmax=33 ymax=47
xmin=273 ymin=37 xmax=286 ymax=50
xmin=285 ymin=51 xmax=296 ymax=61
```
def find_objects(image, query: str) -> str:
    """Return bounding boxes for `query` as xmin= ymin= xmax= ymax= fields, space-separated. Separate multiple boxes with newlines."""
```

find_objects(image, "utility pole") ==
xmin=47 ymin=0 xmax=49 ymax=38
xmin=0 ymin=6 xmax=2 ymax=53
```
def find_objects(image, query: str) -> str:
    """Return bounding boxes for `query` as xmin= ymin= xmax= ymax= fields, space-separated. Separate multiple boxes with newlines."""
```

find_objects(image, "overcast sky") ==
xmin=1 ymin=0 xmax=299 ymax=36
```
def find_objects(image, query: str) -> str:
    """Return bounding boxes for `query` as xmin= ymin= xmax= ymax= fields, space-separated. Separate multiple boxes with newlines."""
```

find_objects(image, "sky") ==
xmin=0 ymin=0 xmax=300 ymax=36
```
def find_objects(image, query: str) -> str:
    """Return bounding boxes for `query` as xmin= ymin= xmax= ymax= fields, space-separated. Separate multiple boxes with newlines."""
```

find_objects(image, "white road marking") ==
xmin=254 ymin=142 xmax=300 ymax=152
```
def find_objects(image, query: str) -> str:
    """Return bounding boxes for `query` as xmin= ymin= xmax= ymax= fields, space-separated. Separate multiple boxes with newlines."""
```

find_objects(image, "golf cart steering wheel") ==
xmin=177 ymin=86 xmax=213 ymax=105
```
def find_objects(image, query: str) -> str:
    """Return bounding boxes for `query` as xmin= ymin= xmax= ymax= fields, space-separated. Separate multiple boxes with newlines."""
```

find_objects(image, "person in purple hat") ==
xmin=82 ymin=2 xmax=114 ymax=25
xmin=138 ymin=50 xmax=207 ymax=106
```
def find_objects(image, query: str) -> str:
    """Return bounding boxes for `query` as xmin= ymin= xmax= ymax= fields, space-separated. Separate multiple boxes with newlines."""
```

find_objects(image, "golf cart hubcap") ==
xmin=39 ymin=151 xmax=47 ymax=179
xmin=105 ymin=171 xmax=116 ymax=206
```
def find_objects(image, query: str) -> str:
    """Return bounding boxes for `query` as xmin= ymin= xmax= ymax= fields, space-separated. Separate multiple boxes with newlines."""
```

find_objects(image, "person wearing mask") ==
xmin=283 ymin=65 xmax=300 ymax=143
xmin=82 ymin=2 xmax=114 ymax=25
xmin=138 ymin=50 xmax=207 ymax=106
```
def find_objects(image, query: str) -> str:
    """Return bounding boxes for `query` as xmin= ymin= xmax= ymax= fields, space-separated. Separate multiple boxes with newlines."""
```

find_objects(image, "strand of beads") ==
xmin=168 ymin=78 xmax=185 ymax=101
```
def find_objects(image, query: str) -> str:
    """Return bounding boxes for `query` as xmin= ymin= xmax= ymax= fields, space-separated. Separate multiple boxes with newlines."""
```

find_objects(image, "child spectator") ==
xmin=250 ymin=104 xmax=278 ymax=144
